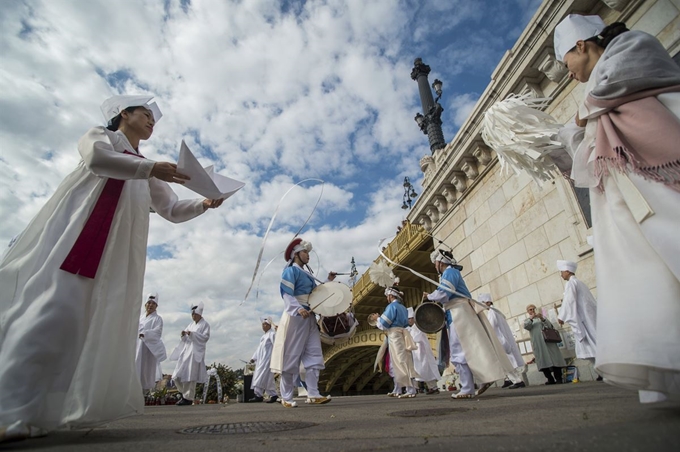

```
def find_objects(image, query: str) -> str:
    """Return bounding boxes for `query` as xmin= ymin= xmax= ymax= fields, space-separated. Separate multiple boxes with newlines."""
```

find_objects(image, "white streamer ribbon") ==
xmin=242 ymin=179 xmax=325 ymax=304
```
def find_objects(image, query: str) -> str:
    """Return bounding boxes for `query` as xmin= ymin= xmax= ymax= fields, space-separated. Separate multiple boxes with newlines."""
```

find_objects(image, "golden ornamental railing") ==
xmin=351 ymin=222 xmax=430 ymax=304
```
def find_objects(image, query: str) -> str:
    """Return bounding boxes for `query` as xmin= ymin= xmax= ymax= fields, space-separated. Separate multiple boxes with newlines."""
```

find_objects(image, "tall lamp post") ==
xmin=349 ymin=257 xmax=358 ymax=288
xmin=411 ymin=58 xmax=445 ymax=154
xmin=402 ymin=177 xmax=418 ymax=210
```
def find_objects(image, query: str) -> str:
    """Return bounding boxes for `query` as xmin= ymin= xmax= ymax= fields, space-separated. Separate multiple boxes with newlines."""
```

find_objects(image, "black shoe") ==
xmin=508 ymin=382 xmax=526 ymax=389
xmin=501 ymin=380 xmax=513 ymax=388
xmin=248 ymin=396 xmax=264 ymax=403
xmin=176 ymin=398 xmax=193 ymax=406
xmin=596 ymin=376 xmax=603 ymax=381
xmin=265 ymin=395 xmax=279 ymax=404
xmin=545 ymin=381 xmax=556 ymax=385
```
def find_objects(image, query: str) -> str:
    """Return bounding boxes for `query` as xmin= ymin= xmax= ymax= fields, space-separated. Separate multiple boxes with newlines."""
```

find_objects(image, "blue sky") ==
xmin=0 ymin=0 xmax=542 ymax=369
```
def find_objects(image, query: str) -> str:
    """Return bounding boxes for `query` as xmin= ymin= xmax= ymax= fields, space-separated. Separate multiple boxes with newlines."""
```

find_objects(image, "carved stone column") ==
xmin=426 ymin=206 xmax=440 ymax=224
xmin=538 ymin=52 xmax=568 ymax=82
xmin=417 ymin=214 xmax=432 ymax=231
xmin=461 ymin=158 xmax=479 ymax=180
xmin=442 ymin=184 xmax=457 ymax=205
xmin=473 ymin=145 xmax=492 ymax=166
xmin=420 ymin=155 xmax=436 ymax=185
xmin=451 ymin=171 xmax=467 ymax=193
xmin=433 ymin=195 xmax=448 ymax=215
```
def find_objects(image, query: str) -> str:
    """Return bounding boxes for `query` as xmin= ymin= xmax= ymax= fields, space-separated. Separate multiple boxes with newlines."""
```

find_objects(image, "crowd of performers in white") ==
xmin=1 ymin=12 xmax=679 ymax=444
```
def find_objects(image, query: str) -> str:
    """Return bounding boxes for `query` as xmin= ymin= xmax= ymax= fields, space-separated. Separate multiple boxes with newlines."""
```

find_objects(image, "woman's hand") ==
xmin=298 ymin=308 xmax=310 ymax=319
xmin=203 ymin=199 xmax=224 ymax=210
xmin=151 ymin=162 xmax=190 ymax=184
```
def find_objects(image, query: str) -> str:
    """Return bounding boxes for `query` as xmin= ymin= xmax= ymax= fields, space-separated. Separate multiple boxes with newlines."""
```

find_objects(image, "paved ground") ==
xmin=3 ymin=382 xmax=680 ymax=452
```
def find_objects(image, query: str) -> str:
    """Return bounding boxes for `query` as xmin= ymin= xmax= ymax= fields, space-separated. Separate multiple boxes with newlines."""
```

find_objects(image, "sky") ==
xmin=0 ymin=0 xmax=542 ymax=373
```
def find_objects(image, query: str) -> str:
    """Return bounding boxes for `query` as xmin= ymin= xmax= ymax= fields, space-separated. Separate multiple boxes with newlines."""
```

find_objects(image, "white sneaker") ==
xmin=305 ymin=395 xmax=331 ymax=405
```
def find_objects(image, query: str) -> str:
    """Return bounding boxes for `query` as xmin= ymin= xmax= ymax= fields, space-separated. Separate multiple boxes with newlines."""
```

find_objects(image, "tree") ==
xmin=195 ymin=362 xmax=239 ymax=402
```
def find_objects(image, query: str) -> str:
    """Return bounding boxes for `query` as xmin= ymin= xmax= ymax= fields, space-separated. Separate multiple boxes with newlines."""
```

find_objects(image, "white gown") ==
xmin=171 ymin=318 xmax=210 ymax=384
xmin=0 ymin=127 xmax=206 ymax=430
xmin=135 ymin=311 xmax=167 ymax=391
xmin=407 ymin=324 xmax=441 ymax=383
xmin=250 ymin=329 xmax=276 ymax=395
xmin=558 ymin=276 xmax=597 ymax=360
xmin=560 ymin=72 xmax=680 ymax=399
xmin=486 ymin=307 xmax=525 ymax=370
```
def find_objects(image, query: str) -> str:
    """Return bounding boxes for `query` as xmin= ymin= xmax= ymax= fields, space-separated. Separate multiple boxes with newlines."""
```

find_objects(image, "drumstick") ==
xmin=332 ymin=272 xmax=350 ymax=275
xmin=310 ymin=293 xmax=335 ymax=312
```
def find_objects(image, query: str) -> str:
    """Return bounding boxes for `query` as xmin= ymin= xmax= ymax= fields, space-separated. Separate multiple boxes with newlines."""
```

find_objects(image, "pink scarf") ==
xmin=587 ymin=85 xmax=680 ymax=192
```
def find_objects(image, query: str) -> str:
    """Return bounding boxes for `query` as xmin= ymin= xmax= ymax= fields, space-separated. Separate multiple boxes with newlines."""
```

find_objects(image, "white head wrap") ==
xmin=292 ymin=240 xmax=312 ymax=256
xmin=146 ymin=292 xmax=158 ymax=304
xmin=430 ymin=249 xmax=456 ymax=265
xmin=554 ymin=14 xmax=606 ymax=62
xmin=260 ymin=316 xmax=273 ymax=325
xmin=100 ymin=95 xmax=163 ymax=124
xmin=384 ymin=286 xmax=404 ymax=300
xmin=557 ymin=260 xmax=577 ymax=273
xmin=191 ymin=302 xmax=204 ymax=316
xmin=407 ymin=307 xmax=414 ymax=318
xmin=477 ymin=293 xmax=492 ymax=303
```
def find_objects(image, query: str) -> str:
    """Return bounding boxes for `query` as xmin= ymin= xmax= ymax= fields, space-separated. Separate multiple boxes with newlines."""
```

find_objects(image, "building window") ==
xmin=571 ymin=184 xmax=592 ymax=229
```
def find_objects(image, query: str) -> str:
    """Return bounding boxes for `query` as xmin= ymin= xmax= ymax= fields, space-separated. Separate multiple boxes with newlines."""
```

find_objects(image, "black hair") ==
xmin=586 ymin=22 xmax=629 ymax=49
xmin=106 ymin=106 xmax=141 ymax=131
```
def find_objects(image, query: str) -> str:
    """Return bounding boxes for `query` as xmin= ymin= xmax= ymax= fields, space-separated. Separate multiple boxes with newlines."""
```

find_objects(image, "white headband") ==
xmin=385 ymin=287 xmax=404 ymax=300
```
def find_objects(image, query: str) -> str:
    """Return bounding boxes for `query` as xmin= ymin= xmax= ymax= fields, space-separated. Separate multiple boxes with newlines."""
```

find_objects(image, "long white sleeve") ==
xmin=149 ymin=178 xmax=206 ymax=223
xmin=78 ymin=127 xmax=155 ymax=180
xmin=282 ymin=292 xmax=303 ymax=316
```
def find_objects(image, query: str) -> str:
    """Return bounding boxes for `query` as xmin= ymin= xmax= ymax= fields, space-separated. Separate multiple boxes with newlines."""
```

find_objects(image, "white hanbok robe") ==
xmin=486 ymin=307 xmax=525 ymax=370
xmin=0 ymin=127 xmax=206 ymax=431
xmin=171 ymin=318 xmax=210 ymax=384
xmin=250 ymin=329 xmax=277 ymax=395
xmin=407 ymin=324 xmax=441 ymax=384
xmin=558 ymin=276 xmax=597 ymax=360
xmin=559 ymin=74 xmax=680 ymax=398
xmin=135 ymin=311 xmax=167 ymax=391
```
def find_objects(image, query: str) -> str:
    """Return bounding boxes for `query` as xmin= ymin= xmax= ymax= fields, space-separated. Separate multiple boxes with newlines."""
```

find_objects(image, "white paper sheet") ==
xmin=176 ymin=140 xmax=245 ymax=200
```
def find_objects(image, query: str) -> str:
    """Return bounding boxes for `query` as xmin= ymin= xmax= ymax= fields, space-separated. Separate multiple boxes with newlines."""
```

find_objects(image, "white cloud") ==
xmin=0 ymin=0 xmax=540 ymax=372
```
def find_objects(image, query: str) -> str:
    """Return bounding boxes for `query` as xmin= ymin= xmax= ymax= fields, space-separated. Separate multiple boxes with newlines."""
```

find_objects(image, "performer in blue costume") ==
xmin=270 ymin=238 xmax=335 ymax=408
xmin=370 ymin=286 xmax=419 ymax=398
xmin=424 ymin=250 xmax=514 ymax=399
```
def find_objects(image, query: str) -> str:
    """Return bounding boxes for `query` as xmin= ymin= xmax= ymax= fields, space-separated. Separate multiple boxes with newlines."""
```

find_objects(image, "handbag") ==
xmin=542 ymin=327 xmax=562 ymax=343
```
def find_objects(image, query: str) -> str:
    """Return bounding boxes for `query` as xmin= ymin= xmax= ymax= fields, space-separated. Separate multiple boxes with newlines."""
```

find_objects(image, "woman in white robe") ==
xmin=136 ymin=293 xmax=167 ymax=391
xmin=249 ymin=317 xmax=278 ymax=402
xmin=480 ymin=294 xmax=525 ymax=389
xmin=406 ymin=308 xmax=441 ymax=393
xmin=0 ymin=96 xmax=223 ymax=441
xmin=170 ymin=305 xmax=211 ymax=405
xmin=554 ymin=15 xmax=680 ymax=403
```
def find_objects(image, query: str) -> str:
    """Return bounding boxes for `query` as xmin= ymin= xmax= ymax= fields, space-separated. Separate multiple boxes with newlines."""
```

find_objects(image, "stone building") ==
xmin=319 ymin=0 xmax=680 ymax=394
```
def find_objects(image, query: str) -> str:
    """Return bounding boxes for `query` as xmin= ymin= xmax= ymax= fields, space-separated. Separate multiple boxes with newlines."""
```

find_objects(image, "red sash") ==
xmin=60 ymin=150 xmax=145 ymax=279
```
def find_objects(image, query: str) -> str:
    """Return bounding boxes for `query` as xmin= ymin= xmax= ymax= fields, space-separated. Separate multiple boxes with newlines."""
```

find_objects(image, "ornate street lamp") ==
xmin=411 ymin=58 xmax=446 ymax=154
xmin=349 ymin=257 xmax=358 ymax=288
xmin=401 ymin=176 xmax=418 ymax=210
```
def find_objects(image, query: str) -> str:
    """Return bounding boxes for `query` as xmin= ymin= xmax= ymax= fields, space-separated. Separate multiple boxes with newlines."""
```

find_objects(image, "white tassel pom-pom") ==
xmin=482 ymin=94 xmax=566 ymax=185
xmin=369 ymin=260 xmax=395 ymax=288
